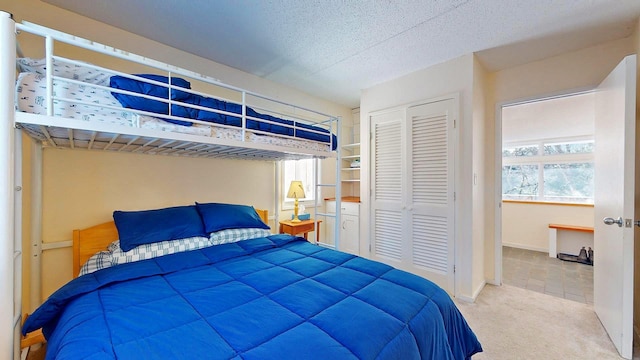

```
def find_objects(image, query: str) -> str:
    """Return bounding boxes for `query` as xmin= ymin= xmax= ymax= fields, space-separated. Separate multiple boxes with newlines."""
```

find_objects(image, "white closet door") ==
xmin=407 ymin=99 xmax=455 ymax=291
xmin=370 ymin=98 xmax=455 ymax=293
xmin=370 ymin=109 xmax=405 ymax=264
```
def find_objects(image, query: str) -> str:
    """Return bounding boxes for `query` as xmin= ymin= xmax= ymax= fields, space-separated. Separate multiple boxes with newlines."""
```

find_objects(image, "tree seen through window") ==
xmin=502 ymin=140 xmax=593 ymax=203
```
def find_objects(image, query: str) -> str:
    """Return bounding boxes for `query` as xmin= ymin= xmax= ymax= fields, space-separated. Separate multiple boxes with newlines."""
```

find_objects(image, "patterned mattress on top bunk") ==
xmin=14 ymin=58 xmax=337 ymax=156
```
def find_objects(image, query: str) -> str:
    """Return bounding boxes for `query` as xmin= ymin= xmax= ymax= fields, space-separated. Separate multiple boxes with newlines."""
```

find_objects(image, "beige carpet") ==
xmin=455 ymin=284 xmax=636 ymax=360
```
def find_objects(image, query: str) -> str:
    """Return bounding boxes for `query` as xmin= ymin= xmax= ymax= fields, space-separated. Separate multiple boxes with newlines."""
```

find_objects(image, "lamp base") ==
xmin=292 ymin=198 xmax=301 ymax=222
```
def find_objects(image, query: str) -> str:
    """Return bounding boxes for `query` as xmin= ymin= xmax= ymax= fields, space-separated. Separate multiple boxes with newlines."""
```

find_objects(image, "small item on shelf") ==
xmin=350 ymin=158 xmax=360 ymax=168
xmin=291 ymin=213 xmax=311 ymax=221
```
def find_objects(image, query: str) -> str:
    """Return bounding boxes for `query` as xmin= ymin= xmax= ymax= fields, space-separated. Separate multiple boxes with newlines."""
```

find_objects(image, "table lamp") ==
xmin=287 ymin=180 xmax=306 ymax=223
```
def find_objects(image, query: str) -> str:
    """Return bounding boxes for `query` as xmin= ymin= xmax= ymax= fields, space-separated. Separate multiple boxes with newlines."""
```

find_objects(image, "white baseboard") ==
xmin=502 ymin=242 xmax=547 ymax=253
xmin=456 ymin=280 xmax=486 ymax=303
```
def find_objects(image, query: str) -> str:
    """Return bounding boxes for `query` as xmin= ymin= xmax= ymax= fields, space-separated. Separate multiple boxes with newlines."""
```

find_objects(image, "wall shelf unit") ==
xmin=341 ymin=111 xmax=361 ymax=191
xmin=324 ymin=108 xmax=360 ymax=254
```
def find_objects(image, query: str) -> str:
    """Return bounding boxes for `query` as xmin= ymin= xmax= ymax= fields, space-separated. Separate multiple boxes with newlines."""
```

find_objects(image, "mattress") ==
xmin=15 ymin=71 xmax=331 ymax=152
xmin=23 ymin=235 xmax=482 ymax=359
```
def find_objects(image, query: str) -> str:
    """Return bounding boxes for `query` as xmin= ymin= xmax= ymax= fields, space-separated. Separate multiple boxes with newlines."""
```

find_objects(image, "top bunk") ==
xmin=9 ymin=18 xmax=340 ymax=161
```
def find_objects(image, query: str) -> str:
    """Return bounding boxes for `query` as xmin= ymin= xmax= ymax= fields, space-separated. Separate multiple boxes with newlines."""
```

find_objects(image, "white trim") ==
xmin=493 ymin=102 xmax=503 ymax=286
xmin=501 ymin=242 xmax=548 ymax=253
xmin=456 ymin=281 xmax=486 ymax=303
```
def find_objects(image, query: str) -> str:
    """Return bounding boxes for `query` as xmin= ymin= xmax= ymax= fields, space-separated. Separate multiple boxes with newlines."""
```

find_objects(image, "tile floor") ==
xmin=502 ymin=246 xmax=593 ymax=304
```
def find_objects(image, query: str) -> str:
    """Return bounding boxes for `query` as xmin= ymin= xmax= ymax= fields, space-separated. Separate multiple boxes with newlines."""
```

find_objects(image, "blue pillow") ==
xmin=113 ymin=205 xmax=207 ymax=252
xmin=110 ymin=74 xmax=191 ymax=100
xmin=294 ymin=122 xmax=338 ymax=150
xmin=110 ymin=74 xmax=194 ymax=126
xmin=195 ymin=202 xmax=270 ymax=233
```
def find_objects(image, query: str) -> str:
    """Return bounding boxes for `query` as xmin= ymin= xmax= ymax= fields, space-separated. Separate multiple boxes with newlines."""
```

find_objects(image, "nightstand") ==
xmin=279 ymin=219 xmax=322 ymax=243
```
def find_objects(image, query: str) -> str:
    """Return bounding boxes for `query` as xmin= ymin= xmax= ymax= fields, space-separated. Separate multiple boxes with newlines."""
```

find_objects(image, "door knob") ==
xmin=603 ymin=216 xmax=623 ymax=227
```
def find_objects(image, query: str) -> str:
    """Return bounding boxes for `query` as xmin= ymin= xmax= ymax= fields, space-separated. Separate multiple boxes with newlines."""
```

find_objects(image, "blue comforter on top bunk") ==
xmin=23 ymin=235 xmax=481 ymax=359
xmin=109 ymin=75 xmax=337 ymax=149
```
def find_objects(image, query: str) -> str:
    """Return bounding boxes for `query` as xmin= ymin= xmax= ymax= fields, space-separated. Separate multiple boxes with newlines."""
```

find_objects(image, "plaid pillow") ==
xmin=79 ymin=236 xmax=212 ymax=276
xmin=210 ymin=228 xmax=272 ymax=245
xmin=79 ymin=250 xmax=113 ymax=276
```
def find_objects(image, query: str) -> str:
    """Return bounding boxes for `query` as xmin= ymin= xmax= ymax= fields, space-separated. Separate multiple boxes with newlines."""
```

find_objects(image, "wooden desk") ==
xmin=279 ymin=219 xmax=322 ymax=243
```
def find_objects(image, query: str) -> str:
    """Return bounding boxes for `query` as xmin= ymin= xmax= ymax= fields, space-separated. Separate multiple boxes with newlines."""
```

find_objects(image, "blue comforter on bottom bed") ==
xmin=23 ymin=235 xmax=482 ymax=359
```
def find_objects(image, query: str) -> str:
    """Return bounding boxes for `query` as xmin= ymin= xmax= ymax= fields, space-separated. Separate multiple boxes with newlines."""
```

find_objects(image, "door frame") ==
xmin=492 ymin=87 xmax=595 ymax=286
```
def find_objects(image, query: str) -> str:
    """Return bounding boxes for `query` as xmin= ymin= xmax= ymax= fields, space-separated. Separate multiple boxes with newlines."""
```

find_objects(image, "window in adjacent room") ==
xmin=281 ymin=159 xmax=317 ymax=209
xmin=502 ymin=139 xmax=594 ymax=203
xmin=501 ymin=92 xmax=594 ymax=204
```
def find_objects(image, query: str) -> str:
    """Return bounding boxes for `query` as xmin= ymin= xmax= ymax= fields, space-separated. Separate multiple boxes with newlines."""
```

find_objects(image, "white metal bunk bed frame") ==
xmin=0 ymin=12 xmax=342 ymax=359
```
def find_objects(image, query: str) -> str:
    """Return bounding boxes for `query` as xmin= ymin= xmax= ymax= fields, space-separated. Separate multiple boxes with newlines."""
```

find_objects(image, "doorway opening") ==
xmin=499 ymin=92 xmax=595 ymax=304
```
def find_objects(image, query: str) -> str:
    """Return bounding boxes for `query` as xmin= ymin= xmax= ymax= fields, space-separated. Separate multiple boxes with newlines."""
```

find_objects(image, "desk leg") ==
xmin=303 ymin=233 xmax=308 ymax=240
xmin=279 ymin=224 xmax=283 ymax=234
xmin=316 ymin=221 xmax=320 ymax=244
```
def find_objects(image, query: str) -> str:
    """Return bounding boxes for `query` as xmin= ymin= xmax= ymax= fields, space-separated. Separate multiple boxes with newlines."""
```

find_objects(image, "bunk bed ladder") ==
xmin=314 ymin=118 xmax=341 ymax=250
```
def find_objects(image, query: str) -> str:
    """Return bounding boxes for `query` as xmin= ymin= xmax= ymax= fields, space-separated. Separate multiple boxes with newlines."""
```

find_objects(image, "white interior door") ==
xmin=593 ymin=54 xmax=636 ymax=359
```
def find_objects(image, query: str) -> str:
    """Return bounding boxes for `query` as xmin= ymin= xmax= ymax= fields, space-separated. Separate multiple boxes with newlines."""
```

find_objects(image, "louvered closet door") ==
xmin=370 ymin=109 xmax=406 ymax=266
xmin=407 ymin=99 xmax=455 ymax=292
xmin=370 ymin=99 xmax=455 ymax=294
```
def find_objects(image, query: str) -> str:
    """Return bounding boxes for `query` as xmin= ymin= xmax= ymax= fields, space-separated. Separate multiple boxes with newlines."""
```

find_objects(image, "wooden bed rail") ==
xmin=21 ymin=313 xmax=45 ymax=350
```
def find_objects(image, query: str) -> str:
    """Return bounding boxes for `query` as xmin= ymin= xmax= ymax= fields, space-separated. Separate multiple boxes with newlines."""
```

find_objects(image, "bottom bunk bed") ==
xmin=22 ymin=203 xmax=482 ymax=360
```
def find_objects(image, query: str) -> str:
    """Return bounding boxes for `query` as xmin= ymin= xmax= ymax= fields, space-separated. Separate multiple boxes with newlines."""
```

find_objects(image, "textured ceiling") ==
xmin=43 ymin=0 xmax=640 ymax=107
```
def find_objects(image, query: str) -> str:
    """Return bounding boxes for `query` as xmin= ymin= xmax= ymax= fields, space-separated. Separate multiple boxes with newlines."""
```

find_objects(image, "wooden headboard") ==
xmin=72 ymin=208 xmax=269 ymax=278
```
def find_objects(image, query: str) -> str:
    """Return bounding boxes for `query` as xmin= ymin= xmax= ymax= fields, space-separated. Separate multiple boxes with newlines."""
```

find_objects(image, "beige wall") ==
xmin=502 ymin=202 xmax=594 ymax=251
xmin=484 ymin=35 xmax=636 ymax=282
xmin=40 ymin=149 xmax=275 ymax=297
xmin=472 ymin=56 xmax=488 ymax=295
xmin=3 ymin=0 xmax=351 ymax=308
